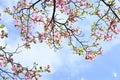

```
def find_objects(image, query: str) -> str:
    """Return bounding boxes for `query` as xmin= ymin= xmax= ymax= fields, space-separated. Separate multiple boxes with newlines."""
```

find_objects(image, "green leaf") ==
xmin=91 ymin=22 xmax=96 ymax=30
xmin=0 ymin=46 xmax=6 ymax=49
xmin=0 ymin=24 xmax=5 ymax=28
xmin=25 ymin=16 xmax=29 ymax=21
xmin=78 ymin=47 xmax=84 ymax=55
xmin=66 ymin=21 xmax=69 ymax=26
xmin=68 ymin=42 xmax=72 ymax=46
xmin=92 ymin=50 xmax=97 ymax=54
xmin=45 ymin=69 xmax=51 ymax=73
xmin=8 ymin=53 xmax=13 ymax=57
xmin=4 ymin=62 xmax=8 ymax=67
xmin=118 ymin=10 xmax=120 ymax=15
xmin=0 ymin=54 xmax=4 ymax=57
xmin=39 ymin=10 xmax=43 ymax=12
xmin=0 ymin=46 xmax=2 ymax=49
xmin=92 ymin=5 xmax=95 ymax=9
xmin=38 ymin=67 xmax=43 ymax=72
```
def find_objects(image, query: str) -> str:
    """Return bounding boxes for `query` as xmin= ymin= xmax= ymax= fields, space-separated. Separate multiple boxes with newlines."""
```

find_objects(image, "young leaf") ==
xmin=0 ymin=24 xmax=5 ymax=28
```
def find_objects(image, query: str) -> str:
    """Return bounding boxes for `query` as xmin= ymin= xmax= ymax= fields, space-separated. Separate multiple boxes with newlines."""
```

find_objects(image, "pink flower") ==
xmin=11 ymin=65 xmax=17 ymax=71
xmin=104 ymin=33 xmax=113 ymax=41
xmin=85 ymin=52 xmax=96 ymax=60
xmin=76 ymin=0 xmax=78 ymax=2
xmin=39 ymin=15 xmax=43 ymax=19
xmin=0 ymin=61 xmax=3 ymax=66
xmin=113 ymin=28 xmax=120 ymax=34
xmin=21 ymin=27 xmax=27 ymax=34
xmin=57 ymin=0 xmax=64 ymax=5
xmin=55 ymin=31 xmax=59 ymax=36
xmin=37 ymin=15 xmax=43 ymax=21
xmin=15 ymin=23 xmax=22 ymax=27
xmin=85 ymin=2 xmax=91 ymax=8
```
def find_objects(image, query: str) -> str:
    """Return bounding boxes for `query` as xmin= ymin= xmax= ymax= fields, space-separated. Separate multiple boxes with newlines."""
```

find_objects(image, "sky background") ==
xmin=0 ymin=0 xmax=120 ymax=80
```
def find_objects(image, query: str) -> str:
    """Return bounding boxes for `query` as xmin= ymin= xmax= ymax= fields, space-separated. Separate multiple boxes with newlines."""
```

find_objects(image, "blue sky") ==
xmin=0 ymin=0 xmax=120 ymax=80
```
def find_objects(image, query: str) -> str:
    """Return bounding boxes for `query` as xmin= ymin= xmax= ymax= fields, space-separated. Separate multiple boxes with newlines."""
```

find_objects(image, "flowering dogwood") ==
xmin=0 ymin=0 xmax=120 ymax=79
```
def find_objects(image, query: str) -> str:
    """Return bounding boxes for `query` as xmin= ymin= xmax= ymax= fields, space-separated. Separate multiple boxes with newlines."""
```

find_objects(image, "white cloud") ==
xmin=113 ymin=72 xmax=117 ymax=78
xmin=11 ymin=42 xmax=62 ymax=73
xmin=80 ymin=77 xmax=86 ymax=80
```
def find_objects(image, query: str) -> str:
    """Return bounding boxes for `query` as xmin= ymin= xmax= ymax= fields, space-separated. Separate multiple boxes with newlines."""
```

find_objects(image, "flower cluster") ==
xmin=0 ymin=47 xmax=50 ymax=79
